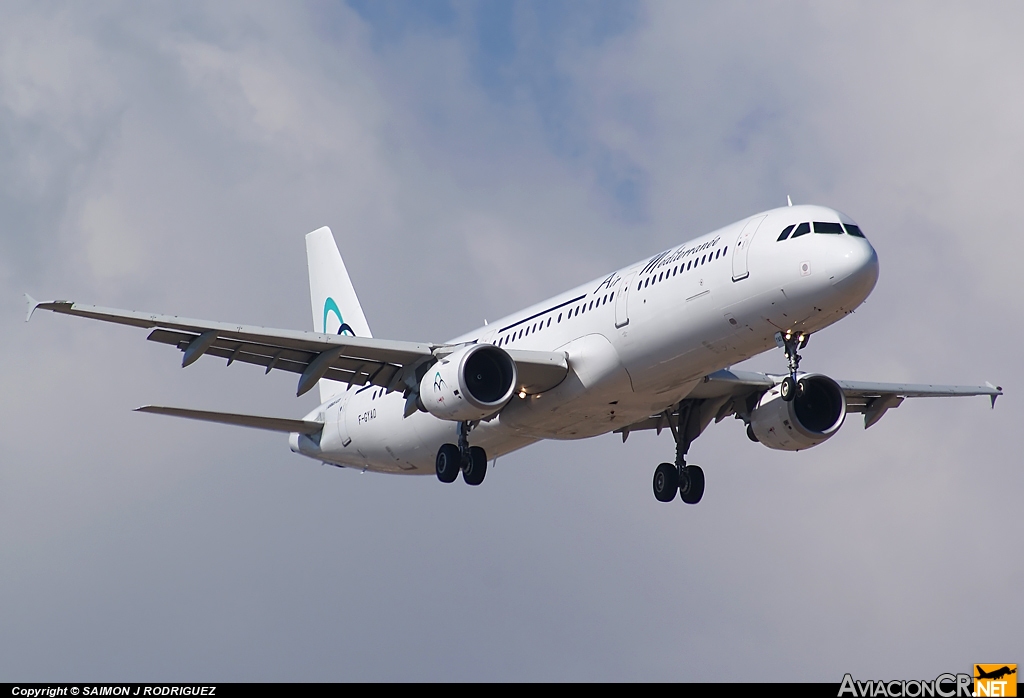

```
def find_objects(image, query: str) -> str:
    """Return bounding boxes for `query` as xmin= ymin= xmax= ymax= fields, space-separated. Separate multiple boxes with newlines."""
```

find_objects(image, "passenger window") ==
xmin=557 ymin=313 xmax=562 ymax=323
xmin=547 ymin=318 xmax=551 ymax=327
xmin=723 ymin=246 xmax=728 ymax=255
xmin=791 ymin=222 xmax=811 ymax=238
xmin=686 ymin=260 xmax=692 ymax=271
xmin=715 ymin=249 xmax=720 ymax=259
xmin=844 ymin=223 xmax=866 ymax=238
xmin=777 ymin=225 xmax=795 ymax=241
xmin=814 ymin=221 xmax=844 ymax=235
xmin=610 ymin=292 xmax=615 ymax=302
xmin=658 ymin=272 xmax=663 ymax=282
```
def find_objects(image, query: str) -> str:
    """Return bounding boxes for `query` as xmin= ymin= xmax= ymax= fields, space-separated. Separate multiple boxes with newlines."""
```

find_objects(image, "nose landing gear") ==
xmin=436 ymin=421 xmax=488 ymax=486
xmin=651 ymin=402 xmax=705 ymax=505
xmin=776 ymin=331 xmax=809 ymax=402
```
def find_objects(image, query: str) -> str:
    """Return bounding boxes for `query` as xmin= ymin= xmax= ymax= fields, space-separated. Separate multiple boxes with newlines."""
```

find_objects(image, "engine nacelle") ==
xmin=749 ymin=374 xmax=847 ymax=451
xmin=419 ymin=344 xmax=517 ymax=422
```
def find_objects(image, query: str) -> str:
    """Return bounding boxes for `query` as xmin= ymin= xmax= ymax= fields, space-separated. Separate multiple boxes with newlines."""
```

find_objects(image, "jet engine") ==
xmin=749 ymin=374 xmax=847 ymax=451
xmin=419 ymin=344 xmax=518 ymax=422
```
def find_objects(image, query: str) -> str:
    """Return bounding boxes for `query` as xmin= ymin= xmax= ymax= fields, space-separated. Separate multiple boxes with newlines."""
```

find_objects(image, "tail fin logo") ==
xmin=323 ymin=297 xmax=355 ymax=336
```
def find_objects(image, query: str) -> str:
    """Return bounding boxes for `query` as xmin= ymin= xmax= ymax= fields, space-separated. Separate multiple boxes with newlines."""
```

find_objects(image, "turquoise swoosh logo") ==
xmin=323 ymin=297 xmax=354 ymax=336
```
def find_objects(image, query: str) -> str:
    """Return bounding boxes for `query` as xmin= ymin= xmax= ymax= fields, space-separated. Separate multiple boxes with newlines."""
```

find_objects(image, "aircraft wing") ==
xmin=28 ymin=299 xmax=569 ymax=397
xmin=619 ymin=368 xmax=1002 ymax=437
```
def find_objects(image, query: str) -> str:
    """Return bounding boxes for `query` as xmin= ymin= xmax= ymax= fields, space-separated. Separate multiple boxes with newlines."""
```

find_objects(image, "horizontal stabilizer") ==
xmin=136 ymin=406 xmax=324 ymax=434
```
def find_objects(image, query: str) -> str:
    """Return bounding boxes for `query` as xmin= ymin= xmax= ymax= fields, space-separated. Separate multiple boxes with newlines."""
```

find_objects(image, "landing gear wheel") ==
xmin=746 ymin=424 xmax=759 ymax=442
xmin=780 ymin=375 xmax=796 ymax=402
xmin=435 ymin=443 xmax=461 ymax=483
xmin=653 ymin=462 xmax=678 ymax=502
xmin=463 ymin=446 xmax=488 ymax=486
xmin=679 ymin=465 xmax=705 ymax=504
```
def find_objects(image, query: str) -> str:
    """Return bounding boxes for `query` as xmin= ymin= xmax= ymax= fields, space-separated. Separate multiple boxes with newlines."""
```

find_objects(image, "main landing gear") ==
xmin=436 ymin=421 xmax=488 ymax=486
xmin=776 ymin=330 xmax=810 ymax=402
xmin=652 ymin=402 xmax=705 ymax=505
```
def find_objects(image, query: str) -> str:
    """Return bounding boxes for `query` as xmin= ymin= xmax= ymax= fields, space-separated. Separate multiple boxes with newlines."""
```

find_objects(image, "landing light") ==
xmin=518 ymin=390 xmax=527 ymax=399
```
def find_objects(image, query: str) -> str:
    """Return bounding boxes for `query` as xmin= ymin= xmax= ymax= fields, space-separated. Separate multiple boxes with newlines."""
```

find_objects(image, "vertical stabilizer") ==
xmin=305 ymin=227 xmax=372 ymax=403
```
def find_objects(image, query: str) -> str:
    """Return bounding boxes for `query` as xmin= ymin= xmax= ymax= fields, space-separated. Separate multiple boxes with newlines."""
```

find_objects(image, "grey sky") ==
xmin=1 ymin=1 xmax=1019 ymax=681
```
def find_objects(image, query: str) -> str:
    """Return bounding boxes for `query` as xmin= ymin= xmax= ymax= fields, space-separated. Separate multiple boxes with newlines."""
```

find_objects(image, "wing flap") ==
xmin=145 ymin=328 xmax=402 ymax=388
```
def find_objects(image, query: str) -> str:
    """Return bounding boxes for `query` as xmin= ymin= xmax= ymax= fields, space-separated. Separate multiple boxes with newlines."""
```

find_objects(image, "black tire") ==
xmin=780 ymin=376 xmax=796 ymax=402
xmin=746 ymin=424 xmax=759 ymax=442
xmin=435 ymin=443 xmax=461 ymax=483
xmin=679 ymin=465 xmax=705 ymax=505
xmin=463 ymin=446 xmax=488 ymax=486
xmin=653 ymin=462 xmax=678 ymax=502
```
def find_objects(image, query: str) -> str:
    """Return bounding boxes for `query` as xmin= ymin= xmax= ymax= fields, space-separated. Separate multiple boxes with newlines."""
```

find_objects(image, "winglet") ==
xmin=24 ymin=293 xmax=39 ymax=322
xmin=986 ymin=382 xmax=1002 ymax=408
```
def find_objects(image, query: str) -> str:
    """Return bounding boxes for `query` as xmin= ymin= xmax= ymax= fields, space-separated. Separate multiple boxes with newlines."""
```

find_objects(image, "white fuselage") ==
xmin=291 ymin=204 xmax=879 ymax=473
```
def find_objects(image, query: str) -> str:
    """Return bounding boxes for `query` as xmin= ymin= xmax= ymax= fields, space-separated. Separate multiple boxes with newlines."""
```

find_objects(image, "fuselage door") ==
xmin=731 ymin=214 xmax=768 ymax=282
xmin=615 ymin=271 xmax=636 ymax=328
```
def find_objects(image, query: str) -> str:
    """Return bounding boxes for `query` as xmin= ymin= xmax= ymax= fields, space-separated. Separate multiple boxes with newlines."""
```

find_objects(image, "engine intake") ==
xmin=419 ymin=344 xmax=517 ymax=422
xmin=749 ymin=374 xmax=847 ymax=451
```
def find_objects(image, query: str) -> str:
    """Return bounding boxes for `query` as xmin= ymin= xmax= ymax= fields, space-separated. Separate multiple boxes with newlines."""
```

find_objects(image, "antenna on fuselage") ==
xmin=787 ymin=195 xmax=793 ymax=207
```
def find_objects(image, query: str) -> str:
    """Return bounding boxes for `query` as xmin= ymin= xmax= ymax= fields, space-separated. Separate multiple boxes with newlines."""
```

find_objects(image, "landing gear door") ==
xmin=731 ymin=214 xmax=767 ymax=282
xmin=615 ymin=271 xmax=636 ymax=328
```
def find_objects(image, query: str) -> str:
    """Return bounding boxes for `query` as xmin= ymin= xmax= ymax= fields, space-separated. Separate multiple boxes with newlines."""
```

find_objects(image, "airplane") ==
xmin=975 ymin=666 xmax=1016 ymax=681
xmin=26 ymin=203 xmax=1003 ymax=504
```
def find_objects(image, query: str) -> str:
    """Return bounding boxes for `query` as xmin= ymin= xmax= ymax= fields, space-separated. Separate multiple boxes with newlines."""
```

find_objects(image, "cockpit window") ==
xmin=814 ymin=221 xmax=844 ymax=234
xmin=843 ymin=223 xmax=866 ymax=238
xmin=777 ymin=225 xmax=795 ymax=241
xmin=791 ymin=222 xmax=811 ymax=238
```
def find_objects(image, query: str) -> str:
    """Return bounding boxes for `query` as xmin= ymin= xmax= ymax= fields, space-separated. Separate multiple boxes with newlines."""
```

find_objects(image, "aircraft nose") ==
xmin=830 ymin=237 xmax=879 ymax=303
